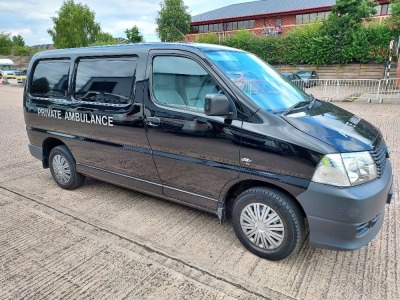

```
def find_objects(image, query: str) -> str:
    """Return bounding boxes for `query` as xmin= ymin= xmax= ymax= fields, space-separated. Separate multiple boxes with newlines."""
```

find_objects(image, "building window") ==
xmin=381 ymin=4 xmax=389 ymax=15
xmin=193 ymin=20 xmax=255 ymax=34
xmin=309 ymin=13 xmax=318 ymax=23
xmin=374 ymin=4 xmax=390 ymax=16
xmin=190 ymin=26 xmax=199 ymax=34
xmin=296 ymin=11 xmax=330 ymax=24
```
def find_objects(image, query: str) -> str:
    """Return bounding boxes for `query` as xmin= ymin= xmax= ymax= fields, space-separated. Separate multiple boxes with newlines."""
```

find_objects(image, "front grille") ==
xmin=369 ymin=139 xmax=388 ymax=177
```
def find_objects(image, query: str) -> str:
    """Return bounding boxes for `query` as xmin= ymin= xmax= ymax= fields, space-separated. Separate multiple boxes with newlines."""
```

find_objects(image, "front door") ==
xmin=143 ymin=52 xmax=243 ymax=211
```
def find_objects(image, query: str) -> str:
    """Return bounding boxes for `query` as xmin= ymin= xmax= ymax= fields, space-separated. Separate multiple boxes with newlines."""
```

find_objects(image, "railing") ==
xmin=293 ymin=79 xmax=400 ymax=102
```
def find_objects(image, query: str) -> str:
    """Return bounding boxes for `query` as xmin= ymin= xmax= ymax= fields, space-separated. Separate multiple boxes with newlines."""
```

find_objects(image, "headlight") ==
xmin=312 ymin=152 xmax=377 ymax=187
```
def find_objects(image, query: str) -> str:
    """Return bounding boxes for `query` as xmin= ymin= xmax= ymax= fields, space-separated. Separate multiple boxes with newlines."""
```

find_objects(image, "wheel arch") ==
xmin=222 ymin=179 xmax=307 ymax=222
xmin=42 ymin=138 xmax=66 ymax=168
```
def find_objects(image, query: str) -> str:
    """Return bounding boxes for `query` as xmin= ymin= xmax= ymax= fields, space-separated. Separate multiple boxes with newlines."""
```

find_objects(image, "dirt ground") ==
xmin=0 ymin=84 xmax=399 ymax=299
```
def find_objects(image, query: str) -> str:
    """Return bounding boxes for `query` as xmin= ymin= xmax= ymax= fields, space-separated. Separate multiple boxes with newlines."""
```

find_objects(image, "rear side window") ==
xmin=74 ymin=57 xmax=137 ymax=105
xmin=30 ymin=60 xmax=70 ymax=99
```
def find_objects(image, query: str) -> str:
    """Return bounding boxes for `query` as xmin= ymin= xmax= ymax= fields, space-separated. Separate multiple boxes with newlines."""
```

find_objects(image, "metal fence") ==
xmin=293 ymin=79 xmax=400 ymax=103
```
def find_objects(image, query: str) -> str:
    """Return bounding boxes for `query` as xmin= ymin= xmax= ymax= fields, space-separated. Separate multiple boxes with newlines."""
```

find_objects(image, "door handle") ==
xmin=145 ymin=117 xmax=160 ymax=127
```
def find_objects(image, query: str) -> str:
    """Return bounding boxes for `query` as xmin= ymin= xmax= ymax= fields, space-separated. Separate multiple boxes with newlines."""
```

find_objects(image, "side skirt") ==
xmin=77 ymin=163 xmax=219 ymax=216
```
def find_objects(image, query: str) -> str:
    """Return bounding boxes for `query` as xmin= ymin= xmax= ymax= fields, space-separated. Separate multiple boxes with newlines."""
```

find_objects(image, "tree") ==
xmin=91 ymin=32 xmax=116 ymax=46
xmin=321 ymin=0 xmax=377 ymax=64
xmin=125 ymin=26 xmax=144 ymax=43
xmin=156 ymin=0 xmax=191 ymax=42
xmin=389 ymin=0 xmax=400 ymax=33
xmin=47 ymin=0 xmax=101 ymax=48
xmin=12 ymin=35 xmax=25 ymax=47
xmin=0 ymin=32 xmax=13 ymax=55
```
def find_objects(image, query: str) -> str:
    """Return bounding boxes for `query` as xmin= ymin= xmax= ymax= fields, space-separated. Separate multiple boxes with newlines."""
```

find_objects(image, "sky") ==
xmin=0 ymin=0 xmax=256 ymax=46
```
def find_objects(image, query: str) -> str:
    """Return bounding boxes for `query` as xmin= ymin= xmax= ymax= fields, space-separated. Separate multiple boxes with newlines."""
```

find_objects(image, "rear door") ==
xmin=69 ymin=55 xmax=162 ymax=193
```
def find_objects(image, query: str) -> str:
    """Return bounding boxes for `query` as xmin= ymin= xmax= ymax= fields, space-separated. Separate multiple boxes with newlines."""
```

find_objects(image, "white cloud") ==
xmin=0 ymin=0 xmax=254 ymax=46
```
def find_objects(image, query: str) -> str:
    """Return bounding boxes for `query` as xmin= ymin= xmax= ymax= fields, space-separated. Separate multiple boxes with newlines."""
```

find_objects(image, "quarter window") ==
xmin=74 ymin=56 xmax=137 ymax=105
xmin=30 ymin=60 xmax=70 ymax=99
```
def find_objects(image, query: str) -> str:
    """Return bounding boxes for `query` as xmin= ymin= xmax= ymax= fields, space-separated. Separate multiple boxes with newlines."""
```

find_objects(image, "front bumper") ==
xmin=297 ymin=160 xmax=393 ymax=251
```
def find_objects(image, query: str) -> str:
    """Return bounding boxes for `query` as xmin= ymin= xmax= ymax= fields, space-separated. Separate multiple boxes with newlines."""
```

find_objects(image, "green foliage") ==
xmin=156 ymin=0 xmax=191 ymax=42
xmin=389 ymin=0 xmax=400 ymax=34
xmin=0 ymin=32 xmax=33 ymax=55
xmin=13 ymin=46 xmax=34 ymax=56
xmin=320 ymin=0 xmax=378 ymax=63
xmin=223 ymin=30 xmax=256 ymax=50
xmin=90 ymin=32 xmax=116 ymax=46
xmin=0 ymin=32 xmax=13 ymax=55
xmin=280 ymin=23 xmax=328 ymax=64
xmin=125 ymin=26 xmax=144 ymax=43
xmin=12 ymin=35 xmax=25 ymax=47
xmin=195 ymin=33 xmax=220 ymax=44
xmin=211 ymin=0 xmax=392 ymax=65
xmin=47 ymin=0 xmax=101 ymax=48
xmin=214 ymin=21 xmax=391 ymax=65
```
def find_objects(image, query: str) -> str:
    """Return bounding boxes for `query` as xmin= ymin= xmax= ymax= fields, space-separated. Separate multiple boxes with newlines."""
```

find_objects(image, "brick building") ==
xmin=186 ymin=0 xmax=391 ymax=41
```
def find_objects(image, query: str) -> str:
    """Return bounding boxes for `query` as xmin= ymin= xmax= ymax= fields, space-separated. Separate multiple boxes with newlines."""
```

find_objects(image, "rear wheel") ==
xmin=49 ymin=145 xmax=85 ymax=190
xmin=232 ymin=187 xmax=305 ymax=260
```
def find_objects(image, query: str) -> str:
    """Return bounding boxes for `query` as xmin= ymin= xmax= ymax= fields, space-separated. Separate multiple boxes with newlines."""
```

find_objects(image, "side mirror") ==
xmin=204 ymin=94 xmax=230 ymax=116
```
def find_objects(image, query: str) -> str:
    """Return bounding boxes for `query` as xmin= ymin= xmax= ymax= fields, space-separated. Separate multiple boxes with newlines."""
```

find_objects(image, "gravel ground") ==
xmin=0 ymin=84 xmax=399 ymax=300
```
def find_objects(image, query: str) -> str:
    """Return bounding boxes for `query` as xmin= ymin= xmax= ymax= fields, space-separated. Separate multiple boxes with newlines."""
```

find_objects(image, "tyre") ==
xmin=231 ymin=187 xmax=305 ymax=261
xmin=49 ymin=145 xmax=85 ymax=190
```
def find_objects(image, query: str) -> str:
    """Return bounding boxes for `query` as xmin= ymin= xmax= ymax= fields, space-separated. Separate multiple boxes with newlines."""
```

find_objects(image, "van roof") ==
xmin=31 ymin=43 xmax=244 ymax=60
xmin=0 ymin=59 xmax=14 ymax=65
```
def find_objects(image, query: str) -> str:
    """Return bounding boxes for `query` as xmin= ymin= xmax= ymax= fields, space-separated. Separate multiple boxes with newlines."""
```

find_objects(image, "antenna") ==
xmin=167 ymin=22 xmax=191 ymax=43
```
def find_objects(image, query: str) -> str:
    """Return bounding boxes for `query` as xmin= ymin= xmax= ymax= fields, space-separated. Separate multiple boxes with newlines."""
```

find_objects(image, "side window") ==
xmin=30 ymin=60 xmax=70 ymax=99
xmin=74 ymin=56 xmax=136 ymax=105
xmin=152 ymin=56 xmax=220 ymax=112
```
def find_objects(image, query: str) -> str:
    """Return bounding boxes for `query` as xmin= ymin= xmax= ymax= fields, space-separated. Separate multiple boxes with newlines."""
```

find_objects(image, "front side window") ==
xmin=205 ymin=50 xmax=308 ymax=114
xmin=30 ymin=60 xmax=70 ymax=99
xmin=74 ymin=56 xmax=136 ymax=105
xmin=152 ymin=56 xmax=220 ymax=112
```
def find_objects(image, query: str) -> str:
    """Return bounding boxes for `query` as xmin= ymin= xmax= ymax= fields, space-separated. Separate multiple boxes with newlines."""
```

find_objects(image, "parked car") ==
xmin=0 ymin=58 xmax=17 ymax=76
xmin=282 ymin=72 xmax=305 ymax=88
xmin=24 ymin=43 xmax=393 ymax=261
xmin=14 ymin=70 xmax=26 ymax=76
xmin=296 ymin=70 xmax=319 ymax=87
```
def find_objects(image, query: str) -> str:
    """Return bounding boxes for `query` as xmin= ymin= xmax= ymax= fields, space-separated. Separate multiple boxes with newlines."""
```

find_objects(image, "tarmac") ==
xmin=0 ymin=84 xmax=399 ymax=299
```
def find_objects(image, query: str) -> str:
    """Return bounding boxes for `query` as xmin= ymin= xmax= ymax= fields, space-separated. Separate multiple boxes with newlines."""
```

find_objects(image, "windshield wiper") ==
xmin=307 ymin=94 xmax=316 ymax=110
xmin=283 ymin=94 xmax=315 ymax=116
xmin=283 ymin=100 xmax=310 ymax=116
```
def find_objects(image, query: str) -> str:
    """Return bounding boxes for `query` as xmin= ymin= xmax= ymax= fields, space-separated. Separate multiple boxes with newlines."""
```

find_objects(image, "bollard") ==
xmin=367 ymin=98 xmax=371 ymax=103
xmin=379 ymin=98 xmax=383 ymax=104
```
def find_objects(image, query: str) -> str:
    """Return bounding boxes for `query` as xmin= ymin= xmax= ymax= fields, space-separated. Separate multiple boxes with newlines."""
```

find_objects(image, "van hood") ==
xmin=283 ymin=101 xmax=379 ymax=152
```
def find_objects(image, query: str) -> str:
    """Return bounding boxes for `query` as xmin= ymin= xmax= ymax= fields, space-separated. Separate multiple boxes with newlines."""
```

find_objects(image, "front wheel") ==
xmin=49 ymin=145 xmax=85 ymax=190
xmin=232 ymin=187 xmax=305 ymax=261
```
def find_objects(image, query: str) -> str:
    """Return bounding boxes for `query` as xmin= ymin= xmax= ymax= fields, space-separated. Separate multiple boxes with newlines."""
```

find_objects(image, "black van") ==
xmin=23 ymin=43 xmax=393 ymax=260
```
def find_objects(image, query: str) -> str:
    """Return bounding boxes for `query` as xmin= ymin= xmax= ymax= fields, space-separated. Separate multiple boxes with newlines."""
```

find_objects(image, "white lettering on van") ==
xmin=38 ymin=109 xmax=113 ymax=127
xmin=37 ymin=108 xmax=62 ymax=119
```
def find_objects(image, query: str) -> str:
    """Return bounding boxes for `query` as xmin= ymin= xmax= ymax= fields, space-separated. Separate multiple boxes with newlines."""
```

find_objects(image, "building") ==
xmin=186 ymin=0 xmax=391 ymax=41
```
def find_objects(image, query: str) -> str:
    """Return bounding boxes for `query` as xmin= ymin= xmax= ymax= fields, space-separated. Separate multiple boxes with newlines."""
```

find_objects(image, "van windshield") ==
xmin=204 ymin=50 xmax=309 ymax=114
